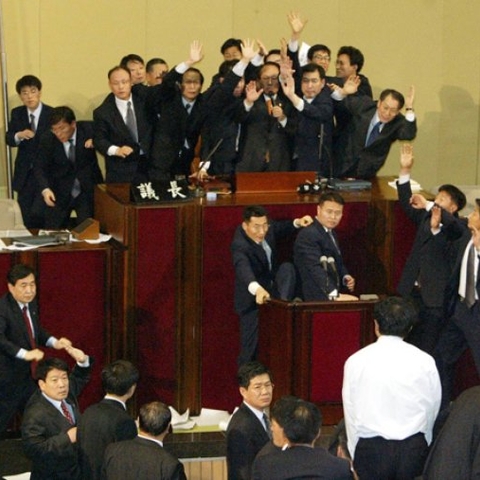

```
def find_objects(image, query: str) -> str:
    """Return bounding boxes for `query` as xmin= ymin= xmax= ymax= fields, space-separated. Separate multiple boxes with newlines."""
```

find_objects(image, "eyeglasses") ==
xmin=313 ymin=54 xmax=330 ymax=61
xmin=260 ymin=75 xmax=279 ymax=83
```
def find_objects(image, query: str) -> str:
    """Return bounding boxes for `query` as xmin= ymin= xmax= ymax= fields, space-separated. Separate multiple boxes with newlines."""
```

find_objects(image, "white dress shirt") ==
xmin=342 ymin=335 xmax=441 ymax=459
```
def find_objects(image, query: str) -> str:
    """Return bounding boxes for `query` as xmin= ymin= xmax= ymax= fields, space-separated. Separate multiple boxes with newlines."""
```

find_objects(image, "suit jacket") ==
xmin=252 ymin=445 xmax=354 ymax=480
xmin=333 ymin=95 xmax=417 ymax=178
xmin=236 ymin=92 xmax=296 ymax=172
xmin=396 ymin=181 xmax=466 ymax=307
xmin=444 ymin=229 xmax=472 ymax=317
xmin=294 ymin=219 xmax=349 ymax=301
xmin=294 ymin=87 xmax=334 ymax=175
xmin=226 ymin=402 xmax=270 ymax=480
xmin=6 ymin=103 xmax=54 ymax=191
xmin=93 ymin=90 xmax=153 ymax=183
xmin=0 ymin=294 xmax=51 ymax=388
xmin=21 ymin=363 xmax=92 ymax=480
xmin=34 ymin=121 xmax=103 ymax=207
xmin=423 ymin=386 xmax=480 ymax=480
xmin=78 ymin=398 xmax=138 ymax=480
xmin=103 ymin=436 xmax=187 ymax=480
xmin=231 ymin=220 xmax=296 ymax=315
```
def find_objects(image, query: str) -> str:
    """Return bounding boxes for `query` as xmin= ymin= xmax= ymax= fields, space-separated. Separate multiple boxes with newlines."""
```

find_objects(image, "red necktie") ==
xmin=22 ymin=306 xmax=36 ymax=348
xmin=61 ymin=401 xmax=75 ymax=425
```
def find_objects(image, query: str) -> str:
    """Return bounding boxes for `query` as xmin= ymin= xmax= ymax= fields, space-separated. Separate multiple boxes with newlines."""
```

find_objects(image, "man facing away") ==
xmin=78 ymin=359 xmax=139 ymax=480
xmin=252 ymin=399 xmax=354 ymax=480
xmin=21 ymin=347 xmax=92 ymax=480
xmin=103 ymin=401 xmax=186 ymax=480
xmin=226 ymin=361 xmax=274 ymax=480
xmin=0 ymin=263 xmax=72 ymax=436
xmin=342 ymin=296 xmax=441 ymax=479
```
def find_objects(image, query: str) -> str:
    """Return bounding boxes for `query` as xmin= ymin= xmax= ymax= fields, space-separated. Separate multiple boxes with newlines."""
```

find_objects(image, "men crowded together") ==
xmin=3 ymin=7 xmax=476 ymax=480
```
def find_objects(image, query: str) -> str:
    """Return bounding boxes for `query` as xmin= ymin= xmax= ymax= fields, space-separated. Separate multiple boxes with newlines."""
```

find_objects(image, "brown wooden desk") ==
xmin=95 ymin=177 xmax=420 ymax=414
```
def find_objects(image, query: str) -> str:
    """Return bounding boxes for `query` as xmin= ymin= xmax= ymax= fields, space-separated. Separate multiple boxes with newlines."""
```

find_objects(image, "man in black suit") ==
xmin=149 ymin=41 xmax=205 ymax=183
xmin=35 ymin=106 xmax=103 ymax=229
xmin=424 ymin=386 xmax=480 ymax=479
xmin=281 ymin=62 xmax=334 ymax=174
xmin=231 ymin=205 xmax=312 ymax=365
xmin=0 ymin=264 xmax=72 ymax=436
xmin=396 ymin=144 xmax=467 ymax=354
xmin=436 ymin=199 xmax=480 ymax=406
xmin=93 ymin=66 xmax=154 ymax=183
xmin=78 ymin=359 xmax=139 ymax=480
xmin=236 ymin=61 xmax=296 ymax=172
xmin=226 ymin=361 xmax=273 ymax=480
xmin=332 ymin=75 xmax=417 ymax=178
xmin=252 ymin=399 xmax=354 ymax=479
xmin=294 ymin=192 xmax=356 ymax=301
xmin=103 ymin=401 xmax=186 ymax=480
xmin=21 ymin=347 xmax=92 ymax=480
xmin=6 ymin=75 xmax=53 ymax=228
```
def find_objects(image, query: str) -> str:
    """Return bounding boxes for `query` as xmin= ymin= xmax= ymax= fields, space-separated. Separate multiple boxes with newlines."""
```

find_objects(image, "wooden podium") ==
xmin=258 ymin=298 xmax=377 ymax=424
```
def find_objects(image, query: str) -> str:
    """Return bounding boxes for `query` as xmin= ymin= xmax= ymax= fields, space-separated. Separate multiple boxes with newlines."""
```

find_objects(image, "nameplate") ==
xmin=130 ymin=179 xmax=193 ymax=204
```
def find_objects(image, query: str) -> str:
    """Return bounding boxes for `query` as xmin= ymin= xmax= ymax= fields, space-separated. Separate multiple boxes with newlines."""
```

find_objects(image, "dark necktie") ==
xmin=185 ymin=103 xmax=192 ymax=114
xmin=126 ymin=101 xmax=138 ymax=142
xmin=29 ymin=113 xmax=36 ymax=132
xmin=328 ymin=229 xmax=340 ymax=253
xmin=465 ymin=244 xmax=477 ymax=308
xmin=261 ymin=240 xmax=272 ymax=270
xmin=263 ymin=413 xmax=272 ymax=439
xmin=68 ymin=139 xmax=81 ymax=198
xmin=366 ymin=121 xmax=382 ymax=147
xmin=61 ymin=401 xmax=75 ymax=425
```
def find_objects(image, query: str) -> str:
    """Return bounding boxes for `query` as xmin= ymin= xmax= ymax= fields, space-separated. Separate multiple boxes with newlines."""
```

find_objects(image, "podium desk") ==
xmin=94 ymin=178 xmax=420 ymax=414
xmin=259 ymin=298 xmax=376 ymax=424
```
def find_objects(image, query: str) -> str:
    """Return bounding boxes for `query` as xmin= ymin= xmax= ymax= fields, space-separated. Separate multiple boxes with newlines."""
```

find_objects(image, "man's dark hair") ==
xmin=318 ymin=192 xmax=345 ymax=207
xmin=237 ymin=361 xmax=271 ymax=388
xmin=220 ymin=38 xmax=242 ymax=55
xmin=337 ymin=46 xmax=365 ymax=73
xmin=16 ymin=75 xmax=42 ymax=94
xmin=146 ymin=58 xmax=168 ymax=73
xmin=379 ymin=89 xmax=405 ymax=110
xmin=139 ymin=401 xmax=171 ymax=436
xmin=107 ymin=65 xmax=131 ymax=80
xmin=258 ymin=62 xmax=280 ymax=79
xmin=7 ymin=264 xmax=35 ymax=286
xmin=374 ymin=296 xmax=417 ymax=337
xmin=282 ymin=400 xmax=322 ymax=444
xmin=183 ymin=67 xmax=204 ymax=86
xmin=307 ymin=44 xmax=331 ymax=60
xmin=438 ymin=185 xmax=466 ymax=212
xmin=302 ymin=63 xmax=326 ymax=80
xmin=101 ymin=360 xmax=139 ymax=396
xmin=120 ymin=54 xmax=144 ymax=67
xmin=218 ymin=59 xmax=239 ymax=77
xmin=50 ymin=106 xmax=76 ymax=126
xmin=243 ymin=205 xmax=269 ymax=222
xmin=266 ymin=49 xmax=281 ymax=61
xmin=271 ymin=396 xmax=301 ymax=427
xmin=36 ymin=357 xmax=69 ymax=382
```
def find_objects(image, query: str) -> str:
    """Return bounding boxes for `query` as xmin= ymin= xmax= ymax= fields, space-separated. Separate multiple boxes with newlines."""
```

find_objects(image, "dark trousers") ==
xmin=16 ymin=171 xmax=45 ymax=229
xmin=44 ymin=190 xmax=94 ymax=229
xmin=405 ymin=289 xmax=444 ymax=355
xmin=354 ymin=433 xmax=428 ymax=480
xmin=435 ymin=300 xmax=480 ymax=407
xmin=237 ymin=262 xmax=296 ymax=366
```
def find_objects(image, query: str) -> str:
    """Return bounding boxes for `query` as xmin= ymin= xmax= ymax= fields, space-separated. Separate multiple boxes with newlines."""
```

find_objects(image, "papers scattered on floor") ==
xmin=388 ymin=178 xmax=422 ymax=192
xmin=169 ymin=406 xmax=233 ymax=431
xmin=169 ymin=407 xmax=196 ymax=430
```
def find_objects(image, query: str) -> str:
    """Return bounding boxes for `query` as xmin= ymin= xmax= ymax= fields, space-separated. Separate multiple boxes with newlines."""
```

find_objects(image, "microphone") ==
xmin=268 ymin=93 xmax=276 ymax=106
xmin=320 ymin=255 xmax=328 ymax=271
xmin=327 ymin=256 xmax=340 ymax=290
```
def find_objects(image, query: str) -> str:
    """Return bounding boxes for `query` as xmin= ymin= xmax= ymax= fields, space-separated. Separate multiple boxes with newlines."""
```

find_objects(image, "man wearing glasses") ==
xmin=235 ymin=62 xmax=296 ymax=172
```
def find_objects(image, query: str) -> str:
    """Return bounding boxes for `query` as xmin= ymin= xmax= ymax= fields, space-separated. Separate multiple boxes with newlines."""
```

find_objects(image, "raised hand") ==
xmin=287 ymin=11 xmax=307 ymax=36
xmin=188 ymin=40 xmax=204 ymax=64
xmin=405 ymin=85 xmax=415 ymax=109
xmin=241 ymin=38 xmax=257 ymax=63
xmin=245 ymin=80 xmax=262 ymax=105
xmin=400 ymin=143 xmax=414 ymax=171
